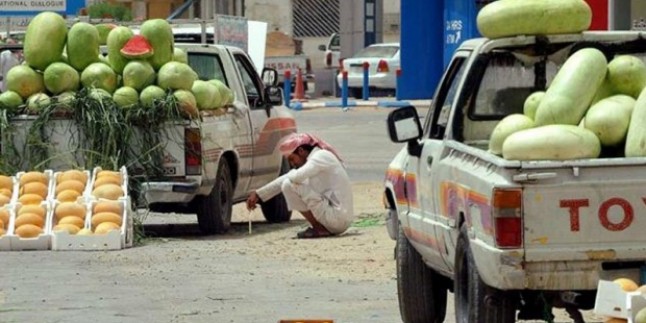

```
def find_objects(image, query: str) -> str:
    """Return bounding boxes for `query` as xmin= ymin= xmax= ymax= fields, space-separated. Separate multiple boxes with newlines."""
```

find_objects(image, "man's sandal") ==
xmin=296 ymin=227 xmax=333 ymax=239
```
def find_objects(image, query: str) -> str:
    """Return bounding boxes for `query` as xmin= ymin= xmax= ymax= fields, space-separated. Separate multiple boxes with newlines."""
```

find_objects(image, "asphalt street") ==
xmin=292 ymin=104 xmax=428 ymax=182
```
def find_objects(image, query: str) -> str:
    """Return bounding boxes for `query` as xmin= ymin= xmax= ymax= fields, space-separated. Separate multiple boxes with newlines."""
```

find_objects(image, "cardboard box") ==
xmin=9 ymin=201 xmax=52 ymax=251
xmin=595 ymin=279 xmax=646 ymax=322
xmin=51 ymin=197 xmax=133 ymax=251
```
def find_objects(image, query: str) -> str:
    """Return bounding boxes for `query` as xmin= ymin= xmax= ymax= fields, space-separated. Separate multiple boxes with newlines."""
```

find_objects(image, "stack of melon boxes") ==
xmin=0 ymin=166 xmax=133 ymax=251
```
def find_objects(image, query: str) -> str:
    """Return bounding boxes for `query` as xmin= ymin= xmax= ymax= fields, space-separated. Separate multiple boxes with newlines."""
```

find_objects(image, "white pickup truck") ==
xmin=2 ymin=43 xmax=297 ymax=235
xmin=383 ymin=31 xmax=646 ymax=323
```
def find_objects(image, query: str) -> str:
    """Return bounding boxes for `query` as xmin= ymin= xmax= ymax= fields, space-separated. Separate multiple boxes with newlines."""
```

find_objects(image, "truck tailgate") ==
xmin=521 ymin=162 xmax=646 ymax=262
xmin=132 ymin=124 xmax=187 ymax=177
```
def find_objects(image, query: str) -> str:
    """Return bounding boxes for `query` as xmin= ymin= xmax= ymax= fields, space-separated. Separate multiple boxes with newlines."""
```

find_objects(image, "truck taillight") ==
xmin=185 ymin=128 xmax=202 ymax=176
xmin=377 ymin=60 xmax=389 ymax=73
xmin=493 ymin=188 xmax=522 ymax=248
xmin=339 ymin=58 xmax=344 ymax=70
xmin=326 ymin=52 xmax=332 ymax=67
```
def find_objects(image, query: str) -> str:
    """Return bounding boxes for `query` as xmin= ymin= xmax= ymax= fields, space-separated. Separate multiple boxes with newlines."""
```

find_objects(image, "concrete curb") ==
xmin=290 ymin=99 xmax=416 ymax=110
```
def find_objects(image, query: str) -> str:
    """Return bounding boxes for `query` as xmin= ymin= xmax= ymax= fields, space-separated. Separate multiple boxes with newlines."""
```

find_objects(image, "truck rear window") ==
xmin=471 ymin=51 xmax=559 ymax=119
xmin=187 ymin=53 xmax=228 ymax=85
xmin=469 ymin=40 xmax=646 ymax=120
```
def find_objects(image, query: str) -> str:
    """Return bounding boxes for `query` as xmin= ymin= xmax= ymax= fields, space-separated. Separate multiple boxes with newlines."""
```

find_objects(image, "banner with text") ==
xmin=0 ymin=0 xmax=65 ymax=12
xmin=215 ymin=14 xmax=249 ymax=53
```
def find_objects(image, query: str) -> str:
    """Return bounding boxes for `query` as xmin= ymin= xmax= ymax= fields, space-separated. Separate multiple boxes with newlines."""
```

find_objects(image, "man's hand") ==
xmin=246 ymin=191 xmax=260 ymax=210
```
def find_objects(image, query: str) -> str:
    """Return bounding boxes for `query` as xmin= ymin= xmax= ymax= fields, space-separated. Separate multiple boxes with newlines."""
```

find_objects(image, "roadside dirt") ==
xmin=228 ymin=181 xmax=397 ymax=283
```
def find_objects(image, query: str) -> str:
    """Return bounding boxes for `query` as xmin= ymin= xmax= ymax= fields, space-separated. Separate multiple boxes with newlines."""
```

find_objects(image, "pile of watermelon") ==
xmin=478 ymin=0 xmax=646 ymax=161
xmin=489 ymin=47 xmax=646 ymax=161
xmin=0 ymin=11 xmax=234 ymax=118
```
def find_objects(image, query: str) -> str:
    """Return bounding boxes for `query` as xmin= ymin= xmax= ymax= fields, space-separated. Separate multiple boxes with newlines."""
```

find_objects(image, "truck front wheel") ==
xmin=396 ymin=225 xmax=447 ymax=323
xmin=261 ymin=159 xmax=292 ymax=223
xmin=196 ymin=159 xmax=233 ymax=234
xmin=455 ymin=224 xmax=516 ymax=323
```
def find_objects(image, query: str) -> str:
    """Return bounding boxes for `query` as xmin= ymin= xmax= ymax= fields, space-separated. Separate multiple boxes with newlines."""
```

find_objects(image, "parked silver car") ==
xmin=336 ymin=42 xmax=400 ymax=98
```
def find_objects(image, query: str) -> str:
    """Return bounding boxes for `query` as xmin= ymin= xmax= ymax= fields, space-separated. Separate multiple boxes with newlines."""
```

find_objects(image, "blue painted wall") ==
xmin=397 ymin=0 xmax=444 ymax=100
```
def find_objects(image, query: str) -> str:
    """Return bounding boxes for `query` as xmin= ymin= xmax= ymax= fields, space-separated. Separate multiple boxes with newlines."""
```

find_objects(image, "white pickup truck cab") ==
xmin=383 ymin=32 xmax=646 ymax=323
xmin=142 ymin=43 xmax=297 ymax=234
xmin=3 ymin=43 xmax=297 ymax=235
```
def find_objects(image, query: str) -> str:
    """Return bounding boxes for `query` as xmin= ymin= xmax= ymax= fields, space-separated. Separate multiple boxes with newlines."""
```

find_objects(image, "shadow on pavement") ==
xmin=142 ymin=218 xmax=309 ymax=240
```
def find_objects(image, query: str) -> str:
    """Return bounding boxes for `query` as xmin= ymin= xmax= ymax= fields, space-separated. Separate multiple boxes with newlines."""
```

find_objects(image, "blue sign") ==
xmin=444 ymin=0 xmax=481 ymax=67
xmin=0 ymin=0 xmax=85 ymax=17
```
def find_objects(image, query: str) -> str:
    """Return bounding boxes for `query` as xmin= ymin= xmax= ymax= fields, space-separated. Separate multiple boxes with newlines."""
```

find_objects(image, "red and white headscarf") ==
xmin=278 ymin=133 xmax=342 ymax=162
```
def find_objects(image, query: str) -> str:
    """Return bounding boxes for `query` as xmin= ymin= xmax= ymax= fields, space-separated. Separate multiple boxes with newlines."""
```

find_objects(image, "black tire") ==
xmin=397 ymin=225 xmax=447 ymax=323
xmin=195 ymin=159 xmax=233 ymax=235
xmin=350 ymin=87 xmax=363 ymax=99
xmin=261 ymin=159 xmax=292 ymax=223
xmin=455 ymin=224 xmax=516 ymax=323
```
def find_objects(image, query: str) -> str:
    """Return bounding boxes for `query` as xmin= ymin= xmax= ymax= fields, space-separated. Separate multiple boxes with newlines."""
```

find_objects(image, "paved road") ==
xmin=293 ymin=105 xmax=428 ymax=182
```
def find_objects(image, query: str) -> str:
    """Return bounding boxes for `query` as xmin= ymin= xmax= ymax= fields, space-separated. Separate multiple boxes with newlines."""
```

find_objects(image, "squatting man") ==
xmin=246 ymin=133 xmax=354 ymax=239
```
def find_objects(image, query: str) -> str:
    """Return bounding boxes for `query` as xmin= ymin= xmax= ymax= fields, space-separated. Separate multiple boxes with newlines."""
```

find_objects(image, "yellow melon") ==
xmin=92 ymin=184 xmax=123 ymax=200
xmin=0 ymin=188 xmax=12 ymax=198
xmin=18 ymin=193 xmax=43 ymax=205
xmin=0 ymin=194 xmax=10 ymax=206
xmin=93 ymin=175 xmax=122 ymax=188
xmin=614 ymin=278 xmax=639 ymax=292
xmin=94 ymin=221 xmax=120 ymax=234
xmin=77 ymin=228 xmax=93 ymax=236
xmin=0 ymin=208 xmax=8 ymax=228
xmin=15 ymin=223 xmax=43 ymax=238
xmin=604 ymin=318 xmax=628 ymax=323
xmin=97 ymin=170 xmax=121 ymax=178
xmin=15 ymin=213 xmax=44 ymax=228
xmin=20 ymin=181 xmax=48 ymax=198
xmin=0 ymin=175 xmax=13 ymax=190
xmin=93 ymin=201 xmax=122 ymax=214
xmin=638 ymin=284 xmax=646 ymax=294
xmin=18 ymin=204 xmax=46 ymax=218
xmin=0 ymin=217 xmax=3 ymax=230
xmin=91 ymin=212 xmax=122 ymax=228
xmin=55 ymin=180 xmax=85 ymax=194
xmin=19 ymin=171 xmax=48 ymax=186
xmin=56 ymin=189 xmax=81 ymax=202
xmin=58 ymin=215 xmax=85 ymax=228
xmin=52 ymin=223 xmax=80 ymax=235
xmin=0 ymin=227 xmax=5 ymax=236
xmin=54 ymin=202 xmax=86 ymax=220
xmin=57 ymin=170 xmax=87 ymax=185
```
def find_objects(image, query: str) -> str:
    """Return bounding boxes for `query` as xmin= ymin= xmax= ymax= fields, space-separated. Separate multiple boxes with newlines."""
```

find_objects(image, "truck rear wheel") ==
xmin=396 ymin=225 xmax=447 ymax=323
xmin=261 ymin=159 xmax=292 ymax=223
xmin=455 ymin=224 xmax=516 ymax=323
xmin=196 ymin=159 xmax=233 ymax=234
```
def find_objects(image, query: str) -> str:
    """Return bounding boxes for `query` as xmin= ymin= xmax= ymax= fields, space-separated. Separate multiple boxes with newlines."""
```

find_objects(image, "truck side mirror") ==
xmin=264 ymin=86 xmax=284 ymax=106
xmin=387 ymin=106 xmax=423 ymax=143
xmin=318 ymin=44 xmax=326 ymax=51
xmin=261 ymin=68 xmax=279 ymax=87
xmin=387 ymin=106 xmax=423 ymax=157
